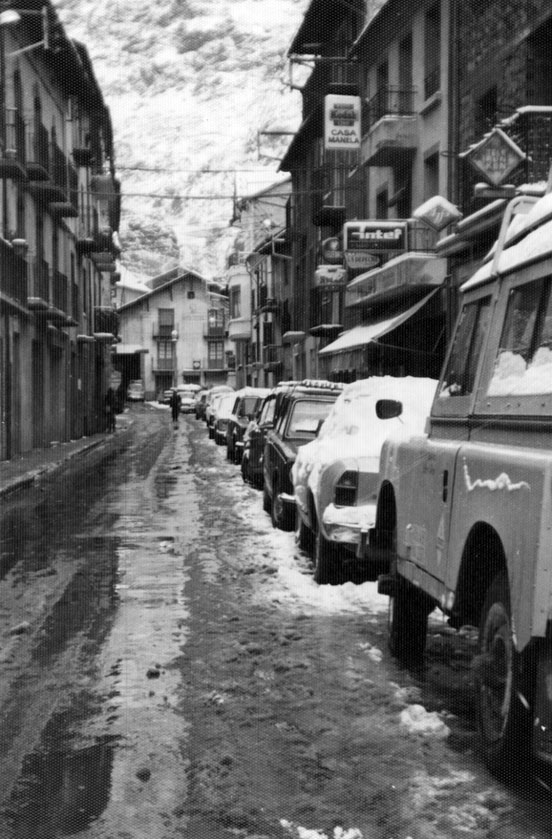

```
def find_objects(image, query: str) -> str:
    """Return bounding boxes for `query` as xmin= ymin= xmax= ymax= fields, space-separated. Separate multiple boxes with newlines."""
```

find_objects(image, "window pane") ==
xmin=488 ymin=278 xmax=552 ymax=395
xmin=439 ymin=298 xmax=490 ymax=397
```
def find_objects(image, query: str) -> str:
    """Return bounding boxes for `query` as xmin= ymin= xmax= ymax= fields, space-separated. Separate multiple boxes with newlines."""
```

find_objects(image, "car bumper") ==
xmin=321 ymin=503 xmax=376 ymax=557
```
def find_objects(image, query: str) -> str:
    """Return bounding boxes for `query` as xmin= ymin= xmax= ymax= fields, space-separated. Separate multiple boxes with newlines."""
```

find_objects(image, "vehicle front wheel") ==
xmin=271 ymin=476 xmax=293 ymax=531
xmin=388 ymin=578 xmax=432 ymax=665
xmin=314 ymin=530 xmax=340 ymax=585
xmin=295 ymin=509 xmax=314 ymax=555
xmin=241 ymin=453 xmax=250 ymax=483
xmin=474 ymin=571 xmax=532 ymax=774
xmin=262 ymin=482 xmax=271 ymax=513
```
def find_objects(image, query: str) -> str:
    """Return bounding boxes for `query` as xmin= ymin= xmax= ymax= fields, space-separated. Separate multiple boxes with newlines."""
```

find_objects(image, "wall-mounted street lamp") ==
xmin=0 ymin=6 xmax=61 ymax=57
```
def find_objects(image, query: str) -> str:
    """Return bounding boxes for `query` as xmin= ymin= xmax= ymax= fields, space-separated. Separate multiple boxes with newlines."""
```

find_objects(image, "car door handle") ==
xmin=442 ymin=469 xmax=448 ymax=503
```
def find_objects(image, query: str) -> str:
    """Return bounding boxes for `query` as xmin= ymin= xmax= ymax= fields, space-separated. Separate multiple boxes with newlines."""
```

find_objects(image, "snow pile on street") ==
xmin=281 ymin=821 xmax=363 ymax=839
xmin=399 ymin=704 xmax=450 ymax=738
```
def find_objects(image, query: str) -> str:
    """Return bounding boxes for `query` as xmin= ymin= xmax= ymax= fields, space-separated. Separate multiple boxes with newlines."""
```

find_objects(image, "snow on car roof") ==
xmin=292 ymin=376 xmax=438 ymax=490
xmin=462 ymin=191 xmax=552 ymax=292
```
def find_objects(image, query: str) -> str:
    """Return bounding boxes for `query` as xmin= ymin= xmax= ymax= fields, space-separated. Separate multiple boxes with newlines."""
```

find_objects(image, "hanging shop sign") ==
xmin=324 ymin=94 xmax=361 ymax=150
xmin=344 ymin=251 xmax=381 ymax=270
xmin=412 ymin=195 xmax=463 ymax=232
xmin=463 ymin=128 xmax=526 ymax=187
xmin=343 ymin=220 xmax=408 ymax=253
xmin=320 ymin=236 xmax=344 ymax=264
xmin=314 ymin=265 xmax=347 ymax=288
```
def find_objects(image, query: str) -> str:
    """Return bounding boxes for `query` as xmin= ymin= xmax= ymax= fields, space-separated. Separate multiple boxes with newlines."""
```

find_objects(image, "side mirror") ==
xmin=376 ymin=399 xmax=403 ymax=420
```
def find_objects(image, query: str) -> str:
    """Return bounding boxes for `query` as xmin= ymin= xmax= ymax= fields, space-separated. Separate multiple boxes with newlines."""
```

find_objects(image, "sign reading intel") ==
xmin=343 ymin=220 xmax=408 ymax=253
xmin=324 ymin=95 xmax=361 ymax=150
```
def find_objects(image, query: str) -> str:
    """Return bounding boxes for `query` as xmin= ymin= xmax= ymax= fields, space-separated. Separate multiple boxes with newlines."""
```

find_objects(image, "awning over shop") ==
xmin=113 ymin=344 xmax=148 ymax=354
xmin=346 ymin=252 xmax=446 ymax=308
xmin=319 ymin=289 xmax=439 ymax=356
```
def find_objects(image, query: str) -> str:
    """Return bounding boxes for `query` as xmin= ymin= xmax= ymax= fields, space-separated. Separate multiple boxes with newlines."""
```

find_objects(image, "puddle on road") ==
xmin=3 ymin=432 xmax=199 ymax=838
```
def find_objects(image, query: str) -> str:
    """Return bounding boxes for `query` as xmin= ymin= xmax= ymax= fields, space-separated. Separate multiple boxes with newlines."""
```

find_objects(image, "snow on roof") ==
xmin=462 ymin=191 xmax=552 ymax=292
xmin=292 ymin=376 xmax=438 ymax=492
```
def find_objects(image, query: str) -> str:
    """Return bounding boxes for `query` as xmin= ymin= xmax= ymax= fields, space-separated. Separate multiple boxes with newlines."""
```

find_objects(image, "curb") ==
xmin=0 ymin=423 xmax=134 ymax=500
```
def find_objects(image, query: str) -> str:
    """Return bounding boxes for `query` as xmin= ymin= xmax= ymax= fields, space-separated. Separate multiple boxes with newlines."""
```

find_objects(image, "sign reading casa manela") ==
xmin=324 ymin=94 xmax=361 ymax=150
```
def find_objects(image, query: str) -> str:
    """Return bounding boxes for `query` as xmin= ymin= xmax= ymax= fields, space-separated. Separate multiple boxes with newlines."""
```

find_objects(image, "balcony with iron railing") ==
xmin=262 ymin=344 xmax=282 ymax=368
xmin=153 ymin=357 xmax=176 ymax=372
xmin=360 ymin=87 xmax=418 ymax=167
xmin=301 ymin=61 xmax=359 ymax=121
xmin=0 ymin=237 xmax=27 ymax=306
xmin=153 ymin=324 xmax=176 ymax=340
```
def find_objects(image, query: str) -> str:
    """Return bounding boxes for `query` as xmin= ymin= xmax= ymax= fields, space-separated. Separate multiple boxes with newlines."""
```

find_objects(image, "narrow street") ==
xmin=0 ymin=405 xmax=550 ymax=839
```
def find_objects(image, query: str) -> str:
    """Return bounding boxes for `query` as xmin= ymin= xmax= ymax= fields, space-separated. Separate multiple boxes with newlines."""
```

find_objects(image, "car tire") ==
xmin=314 ymin=529 xmax=340 ymax=584
xmin=233 ymin=437 xmax=242 ymax=464
xmin=474 ymin=571 xmax=532 ymax=774
xmin=262 ymin=482 xmax=271 ymax=513
xmin=241 ymin=453 xmax=250 ymax=483
xmin=295 ymin=509 xmax=313 ymax=555
xmin=271 ymin=475 xmax=293 ymax=531
xmin=388 ymin=577 xmax=432 ymax=665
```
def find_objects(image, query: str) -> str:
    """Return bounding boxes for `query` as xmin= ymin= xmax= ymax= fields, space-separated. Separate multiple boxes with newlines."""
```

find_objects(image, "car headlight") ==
xmin=334 ymin=470 xmax=358 ymax=507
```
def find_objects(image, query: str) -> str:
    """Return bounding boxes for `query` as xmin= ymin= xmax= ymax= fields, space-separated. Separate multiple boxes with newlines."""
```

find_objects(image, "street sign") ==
xmin=464 ymin=128 xmax=525 ymax=187
xmin=324 ymin=94 xmax=361 ymax=150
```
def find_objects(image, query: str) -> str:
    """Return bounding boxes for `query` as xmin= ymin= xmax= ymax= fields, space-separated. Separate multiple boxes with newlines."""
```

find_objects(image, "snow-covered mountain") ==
xmin=54 ymin=0 xmax=309 ymax=281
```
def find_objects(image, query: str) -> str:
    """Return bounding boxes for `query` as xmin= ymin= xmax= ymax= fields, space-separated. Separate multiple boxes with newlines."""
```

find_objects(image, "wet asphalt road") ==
xmin=0 ymin=404 xmax=551 ymax=839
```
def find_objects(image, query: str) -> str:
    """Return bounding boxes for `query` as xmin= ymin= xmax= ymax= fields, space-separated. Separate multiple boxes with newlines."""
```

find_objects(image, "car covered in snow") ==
xmin=263 ymin=380 xmax=344 ymax=531
xmin=204 ymin=385 xmax=234 ymax=428
xmin=292 ymin=377 xmax=437 ymax=585
xmin=226 ymin=387 xmax=270 ymax=463
xmin=176 ymin=386 xmax=199 ymax=414
xmin=211 ymin=392 xmax=237 ymax=445
xmin=127 ymin=380 xmax=145 ymax=401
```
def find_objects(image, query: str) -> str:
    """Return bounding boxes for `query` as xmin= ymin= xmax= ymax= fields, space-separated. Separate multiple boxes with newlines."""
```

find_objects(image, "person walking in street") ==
xmin=169 ymin=388 xmax=181 ymax=425
xmin=104 ymin=387 xmax=117 ymax=433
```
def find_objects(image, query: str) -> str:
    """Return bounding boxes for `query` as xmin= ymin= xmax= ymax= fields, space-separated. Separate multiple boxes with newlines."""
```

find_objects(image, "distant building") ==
xmin=225 ymin=179 xmax=291 ymax=387
xmin=116 ymin=268 xmax=231 ymax=399
xmin=0 ymin=1 xmax=120 ymax=459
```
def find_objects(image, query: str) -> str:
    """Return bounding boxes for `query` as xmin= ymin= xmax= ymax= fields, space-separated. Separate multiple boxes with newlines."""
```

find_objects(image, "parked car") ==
xmin=226 ymin=387 xmax=270 ymax=463
xmin=177 ymin=386 xmax=198 ymax=414
xmin=263 ymin=380 xmax=344 ymax=531
xmin=292 ymin=376 xmax=437 ymax=585
xmin=194 ymin=390 xmax=210 ymax=420
xmin=204 ymin=385 xmax=235 ymax=427
xmin=241 ymin=384 xmax=296 ymax=488
xmin=211 ymin=392 xmax=236 ymax=445
xmin=370 ymin=192 xmax=552 ymax=772
xmin=127 ymin=380 xmax=145 ymax=401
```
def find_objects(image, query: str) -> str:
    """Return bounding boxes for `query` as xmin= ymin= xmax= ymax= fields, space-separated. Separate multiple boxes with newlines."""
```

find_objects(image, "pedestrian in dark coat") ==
xmin=169 ymin=388 xmax=181 ymax=423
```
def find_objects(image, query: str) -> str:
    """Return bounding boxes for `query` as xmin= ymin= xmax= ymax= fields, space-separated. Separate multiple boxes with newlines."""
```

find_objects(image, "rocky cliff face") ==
xmin=54 ymin=0 xmax=307 ymax=280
